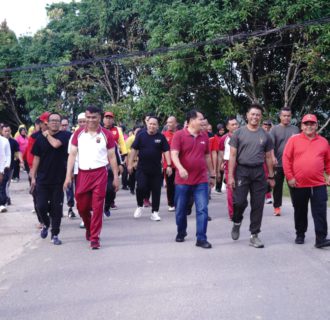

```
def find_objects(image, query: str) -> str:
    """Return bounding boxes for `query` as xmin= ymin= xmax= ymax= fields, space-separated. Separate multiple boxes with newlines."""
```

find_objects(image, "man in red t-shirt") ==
xmin=171 ymin=110 xmax=216 ymax=249
xmin=283 ymin=114 xmax=330 ymax=248
xmin=162 ymin=116 xmax=178 ymax=211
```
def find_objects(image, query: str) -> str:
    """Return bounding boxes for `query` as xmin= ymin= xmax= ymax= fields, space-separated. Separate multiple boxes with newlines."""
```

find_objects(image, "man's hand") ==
xmin=166 ymin=167 xmax=172 ymax=176
xmin=268 ymin=178 xmax=275 ymax=189
xmin=209 ymin=176 xmax=216 ymax=188
xmin=178 ymin=167 xmax=188 ymax=180
xmin=287 ymin=178 xmax=296 ymax=188
xmin=113 ymin=176 xmax=119 ymax=192
xmin=326 ymin=175 xmax=330 ymax=186
xmin=227 ymin=175 xmax=235 ymax=190
xmin=30 ymin=177 xmax=36 ymax=194
xmin=63 ymin=177 xmax=72 ymax=192
xmin=127 ymin=164 xmax=133 ymax=175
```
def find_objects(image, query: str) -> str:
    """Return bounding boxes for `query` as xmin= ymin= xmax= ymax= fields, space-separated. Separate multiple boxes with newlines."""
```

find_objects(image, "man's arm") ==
xmin=227 ymin=146 xmax=237 ymax=189
xmin=63 ymin=146 xmax=78 ymax=190
xmin=206 ymin=153 xmax=216 ymax=187
xmin=265 ymin=150 xmax=275 ymax=188
xmin=4 ymin=139 xmax=11 ymax=169
xmin=127 ymin=148 xmax=138 ymax=174
xmin=171 ymin=150 xmax=188 ymax=179
xmin=29 ymin=155 xmax=40 ymax=191
xmin=163 ymin=151 xmax=172 ymax=176
xmin=108 ymin=147 xmax=119 ymax=192
xmin=43 ymin=130 xmax=63 ymax=149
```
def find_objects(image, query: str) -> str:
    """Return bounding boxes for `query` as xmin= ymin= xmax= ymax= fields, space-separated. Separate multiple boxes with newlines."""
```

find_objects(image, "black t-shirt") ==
xmin=132 ymin=130 xmax=169 ymax=174
xmin=8 ymin=138 xmax=20 ymax=169
xmin=32 ymin=131 xmax=70 ymax=185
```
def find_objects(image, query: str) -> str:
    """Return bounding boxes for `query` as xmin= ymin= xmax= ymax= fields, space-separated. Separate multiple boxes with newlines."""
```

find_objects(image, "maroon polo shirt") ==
xmin=171 ymin=128 xmax=209 ymax=185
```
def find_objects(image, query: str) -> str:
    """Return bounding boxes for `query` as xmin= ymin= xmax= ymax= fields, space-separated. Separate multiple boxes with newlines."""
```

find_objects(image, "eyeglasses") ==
xmin=49 ymin=119 xmax=61 ymax=123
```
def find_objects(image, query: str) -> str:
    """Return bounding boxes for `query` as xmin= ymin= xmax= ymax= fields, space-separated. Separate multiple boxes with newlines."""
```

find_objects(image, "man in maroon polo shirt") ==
xmin=64 ymin=106 xmax=119 ymax=250
xmin=171 ymin=110 xmax=216 ymax=249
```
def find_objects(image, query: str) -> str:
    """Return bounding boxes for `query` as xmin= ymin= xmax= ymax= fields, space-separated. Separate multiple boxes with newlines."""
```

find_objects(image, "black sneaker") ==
xmin=249 ymin=234 xmax=264 ymax=248
xmin=196 ymin=240 xmax=212 ymax=249
xmin=175 ymin=232 xmax=187 ymax=243
xmin=231 ymin=222 xmax=241 ymax=240
xmin=295 ymin=236 xmax=305 ymax=244
xmin=68 ymin=208 xmax=76 ymax=218
xmin=315 ymin=238 xmax=330 ymax=249
xmin=51 ymin=235 xmax=62 ymax=245
xmin=40 ymin=226 xmax=48 ymax=239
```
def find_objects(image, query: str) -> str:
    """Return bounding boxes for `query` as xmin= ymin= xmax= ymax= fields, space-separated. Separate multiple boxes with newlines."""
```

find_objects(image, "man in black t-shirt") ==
xmin=128 ymin=116 xmax=172 ymax=221
xmin=228 ymin=104 xmax=275 ymax=248
xmin=30 ymin=113 xmax=69 ymax=245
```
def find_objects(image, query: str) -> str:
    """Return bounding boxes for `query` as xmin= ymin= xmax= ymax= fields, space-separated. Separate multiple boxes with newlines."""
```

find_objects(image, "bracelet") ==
xmin=267 ymin=176 xmax=274 ymax=180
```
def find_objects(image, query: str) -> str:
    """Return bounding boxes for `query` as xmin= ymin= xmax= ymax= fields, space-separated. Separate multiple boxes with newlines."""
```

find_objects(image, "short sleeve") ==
xmin=171 ymin=131 xmax=181 ymax=152
xmin=265 ymin=132 xmax=274 ymax=152
xmin=31 ymin=137 xmax=42 ymax=156
xmin=229 ymin=131 xmax=239 ymax=148
xmin=161 ymin=134 xmax=170 ymax=152
xmin=131 ymin=132 xmax=141 ymax=150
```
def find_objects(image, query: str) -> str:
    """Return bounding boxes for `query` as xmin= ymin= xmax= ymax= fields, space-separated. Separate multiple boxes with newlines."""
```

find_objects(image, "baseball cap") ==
xmin=39 ymin=112 xmax=51 ymax=123
xmin=104 ymin=111 xmax=114 ymax=118
xmin=302 ymin=114 xmax=317 ymax=123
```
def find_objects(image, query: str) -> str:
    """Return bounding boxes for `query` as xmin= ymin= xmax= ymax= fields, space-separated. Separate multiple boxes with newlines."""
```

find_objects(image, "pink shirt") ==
xmin=16 ymin=135 xmax=28 ymax=154
xmin=171 ymin=128 xmax=209 ymax=185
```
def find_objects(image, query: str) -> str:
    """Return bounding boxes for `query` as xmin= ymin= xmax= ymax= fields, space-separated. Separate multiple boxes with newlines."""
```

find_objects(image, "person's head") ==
xmin=134 ymin=126 xmax=142 ymax=136
xmin=147 ymin=116 xmax=159 ymax=135
xmin=60 ymin=118 xmax=69 ymax=131
xmin=48 ymin=113 xmax=62 ymax=133
xmin=103 ymin=111 xmax=115 ymax=129
xmin=2 ymin=124 xmax=12 ymax=138
xmin=246 ymin=104 xmax=263 ymax=127
xmin=186 ymin=110 xmax=204 ymax=132
xmin=279 ymin=107 xmax=292 ymax=126
xmin=85 ymin=106 xmax=101 ymax=130
xmin=34 ymin=119 xmax=42 ymax=132
xmin=262 ymin=119 xmax=272 ymax=132
xmin=77 ymin=112 xmax=86 ymax=128
xmin=217 ymin=123 xmax=225 ymax=136
xmin=0 ymin=123 xmax=4 ymax=135
xmin=225 ymin=116 xmax=238 ymax=134
xmin=201 ymin=118 xmax=209 ymax=132
xmin=19 ymin=127 xmax=27 ymax=137
xmin=166 ymin=116 xmax=177 ymax=132
xmin=301 ymin=114 xmax=318 ymax=138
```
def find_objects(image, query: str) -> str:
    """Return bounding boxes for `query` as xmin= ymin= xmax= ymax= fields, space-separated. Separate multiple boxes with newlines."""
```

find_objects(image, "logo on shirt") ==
xmin=200 ymin=141 xmax=205 ymax=145
xmin=96 ymin=137 xmax=101 ymax=143
xmin=259 ymin=138 xmax=264 ymax=145
xmin=154 ymin=139 xmax=161 ymax=144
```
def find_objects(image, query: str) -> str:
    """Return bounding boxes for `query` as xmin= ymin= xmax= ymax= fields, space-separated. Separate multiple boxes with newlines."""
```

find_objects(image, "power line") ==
xmin=0 ymin=17 xmax=329 ymax=74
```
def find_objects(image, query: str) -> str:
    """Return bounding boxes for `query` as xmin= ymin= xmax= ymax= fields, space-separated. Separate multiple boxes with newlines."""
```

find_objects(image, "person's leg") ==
xmin=194 ymin=183 xmax=209 ymax=242
xmin=104 ymin=169 xmax=115 ymax=211
xmin=175 ymin=184 xmax=190 ymax=238
xmin=249 ymin=167 xmax=268 ymax=235
xmin=36 ymin=184 xmax=50 ymax=228
xmin=310 ymin=185 xmax=328 ymax=243
xmin=291 ymin=187 xmax=310 ymax=238
xmin=273 ymin=167 xmax=285 ymax=209
xmin=5 ymin=169 xmax=13 ymax=204
xmin=232 ymin=165 xmax=250 ymax=224
xmin=121 ymin=164 xmax=129 ymax=189
xmin=135 ymin=170 xmax=147 ymax=208
xmin=49 ymin=185 xmax=64 ymax=238
xmin=150 ymin=173 xmax=162 ymax=212
xmin=0 ymin=169 xmax=9 ymax=206
xmin=165 ymin=169 xmax=176 ymax=207
xmin=225 ymin=164 xmax=233 ymax=219
xmin=90 ymin=168 xmax=108 ymax=243
xmin=128 ymin=169 xmax=136 ymax=194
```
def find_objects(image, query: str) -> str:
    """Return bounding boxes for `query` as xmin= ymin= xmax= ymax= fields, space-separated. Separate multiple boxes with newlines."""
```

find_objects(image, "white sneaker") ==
xmin=265 ymin=198 xmax=272 ymax=204
xmin=150 ymin=211 xmax=161 ymax=221
xmin=0 ymin=205 xmax=7 ymax=213
xmin=79 ymin=221 xmax=85 ymax=229
xmin=134 ymin=207 xmax=143 ymax=218
xmin=168 ymin=206 xmax=175 ymax=212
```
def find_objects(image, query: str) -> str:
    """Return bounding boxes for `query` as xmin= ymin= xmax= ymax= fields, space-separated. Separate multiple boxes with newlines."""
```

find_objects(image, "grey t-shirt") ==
xmin=229 ymin=126 xmax=274 ymax=166
xmin=270 ymin=124 xmax=299 ymax=167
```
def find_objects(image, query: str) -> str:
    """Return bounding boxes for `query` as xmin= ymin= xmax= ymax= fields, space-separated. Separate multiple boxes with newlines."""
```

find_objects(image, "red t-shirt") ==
xmin=162 ymin=130 xmax=175 ymax=169
xmin=171 ymin=129 xmax=209 ymax=185
xmin=283 ymin=133 xmax=330 ymax=187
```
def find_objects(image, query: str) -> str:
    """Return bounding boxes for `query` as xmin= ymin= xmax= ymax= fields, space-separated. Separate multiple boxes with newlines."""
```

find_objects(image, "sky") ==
xmin=0 ymin=0 xmax=74 ymax=36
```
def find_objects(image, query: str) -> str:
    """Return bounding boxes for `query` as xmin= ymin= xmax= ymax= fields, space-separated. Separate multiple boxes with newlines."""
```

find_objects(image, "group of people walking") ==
xmin=0 ymin=104 xmax=329 ymax=250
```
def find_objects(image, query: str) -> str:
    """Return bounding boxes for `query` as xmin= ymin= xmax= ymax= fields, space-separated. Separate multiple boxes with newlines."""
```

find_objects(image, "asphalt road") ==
xmin=1 ymin=173 xmax=330 ymax=320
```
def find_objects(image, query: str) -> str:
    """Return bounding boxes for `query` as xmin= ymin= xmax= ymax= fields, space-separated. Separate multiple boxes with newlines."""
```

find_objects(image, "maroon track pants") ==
xmin=75 ymin=166 xmax=108 ymax=242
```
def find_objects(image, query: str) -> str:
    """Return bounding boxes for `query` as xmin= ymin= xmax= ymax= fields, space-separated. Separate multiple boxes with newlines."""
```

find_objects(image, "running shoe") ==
xmin=133 ymin=207 xmax=143 ymax=218
xmin=273 ymin=207 xmax=281 ymax=216
xmin=150 ymin=212 xmax=161 ymax=221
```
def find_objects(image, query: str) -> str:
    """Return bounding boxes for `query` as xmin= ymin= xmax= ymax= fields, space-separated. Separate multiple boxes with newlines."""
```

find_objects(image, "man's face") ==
xmin=301 ymin=121 xmax=317 ymax=137
xmin=207 ymin=124 xmax=212 ymax=133
xmin=2 ymin=127 xmax=11 ymax=138
xmin=77 ymin=118 xmax=86 ymax=128
xmin=201 ymin=119 xmax=208 ymax=132
xmin=189 ymin=112 xmax=204 ymax=131
xmin=147 ymin=118 xmax=159 ymax=134
xmin=226 ymin=120 xmax=238 ymax=133
xmin=60 ymin=119 xmax=69 ymax=131
xmin=48 ymin=114 xmax=61 ymax=132
xmin=166 ymin=116 xmax=177 ymax=131
xmin=86 ymin=111 xmax=101 ymax=130
xmin=280 ymin=111 xmax=292 ymax=126
xmin=246 ymin=108 xmax=262 ymax=126
xmin=262 ymin=123 xmax=272 ymax=132
xmin=103 ymin=115 xmax=114 ymax=128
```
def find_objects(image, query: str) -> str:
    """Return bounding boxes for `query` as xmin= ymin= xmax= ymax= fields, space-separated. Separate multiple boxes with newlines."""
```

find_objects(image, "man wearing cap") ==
xmin=103 ymin=111 xmax=127 ymax=211
xmin=270 ymin=108 xmax=299 ymax=216
xmin=64 ymin=106 xmax=119 ymax=250
xmin=283 ymin=114 xmax=330 ymax=248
